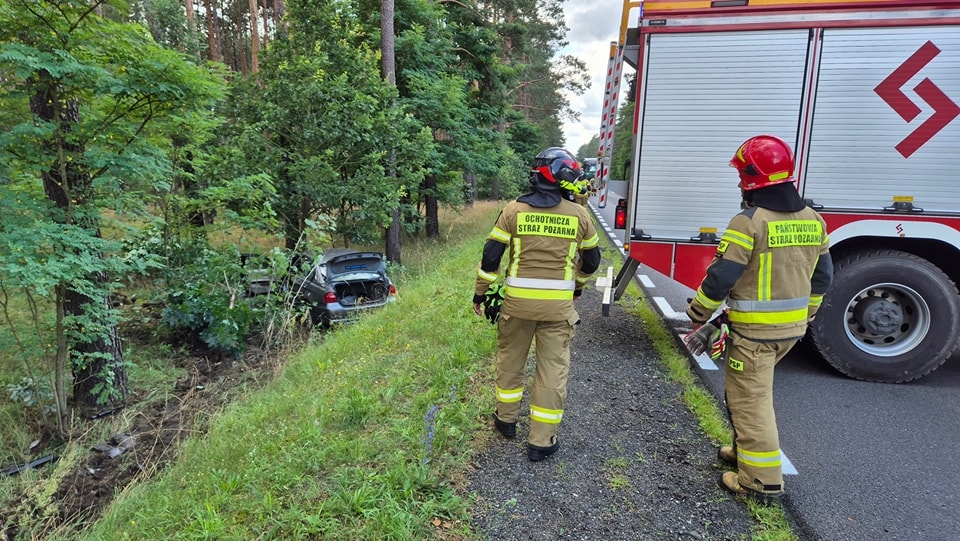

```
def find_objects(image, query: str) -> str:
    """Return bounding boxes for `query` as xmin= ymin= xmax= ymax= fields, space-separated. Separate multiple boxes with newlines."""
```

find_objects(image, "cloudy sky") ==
xmin=558 ymin=0 xmax=638 ymax=154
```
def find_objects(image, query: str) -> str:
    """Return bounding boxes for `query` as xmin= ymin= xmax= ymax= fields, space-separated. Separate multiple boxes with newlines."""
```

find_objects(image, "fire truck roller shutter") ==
xmin=809 ymin=249 xmax=960 ymax=383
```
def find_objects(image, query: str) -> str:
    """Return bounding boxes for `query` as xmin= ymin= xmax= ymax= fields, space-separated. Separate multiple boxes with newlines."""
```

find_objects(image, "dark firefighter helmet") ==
xmin=531 ymin=147 xmax=583 ymax=196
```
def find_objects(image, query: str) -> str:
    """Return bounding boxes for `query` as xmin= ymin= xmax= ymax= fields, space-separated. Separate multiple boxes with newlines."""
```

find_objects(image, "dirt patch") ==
xmin=0 ymin=340 xmax=285 ymax=540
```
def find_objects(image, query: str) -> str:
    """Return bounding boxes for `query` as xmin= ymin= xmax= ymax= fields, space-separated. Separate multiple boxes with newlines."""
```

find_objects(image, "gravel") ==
xmin=467 ymin=283 xmax=757 ymax=540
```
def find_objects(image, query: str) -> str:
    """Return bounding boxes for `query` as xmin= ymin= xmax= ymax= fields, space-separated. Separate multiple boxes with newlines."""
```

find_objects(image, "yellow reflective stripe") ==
xmin=504 ymin=286 xmax=574 ymax=301
xmin=737 ymin=448 xmax=781 ymax=468
xmin=728 ymin=308 xmax=808 ymax=325
xmin=509 ymin=238 xmax=521 ymax=276
xmin=721 ymin=229 xmax=754 ymax=251
xmin=489 ymin=227 xmax=510 ymax=243
xmin=496 ymin=386 xmax=523 ymax=403
xmin=823 ymin=233 xmax=829 ymax=245
xmin=696 ymin=288 xmax=723 ymax=310
xmin=768 ymin=171 xmax=789 ymax=182
xmin=565 ymin=242 xmax=577 ymax=281
xmin=530 ymin=405 xmax=563 ymax=424
xmin=767 ymin=220 xmax=823 ymax=247
xmin=809 ymin=294 xmax=824 ymax=307
xmin=758 ymin=252 xmax=772 ymax=301
xmin=581 ymin=233 xmax=599 ymax=249
xmin=477 ymin=268 xmax=498 ymax=282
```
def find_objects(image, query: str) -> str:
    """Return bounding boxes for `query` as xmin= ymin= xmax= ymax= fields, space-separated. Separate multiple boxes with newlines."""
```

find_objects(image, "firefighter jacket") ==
xmin=474 ymin=199 xmax=601 ymax=321
xmin=686 ymin=205 xmax=833 ymax=341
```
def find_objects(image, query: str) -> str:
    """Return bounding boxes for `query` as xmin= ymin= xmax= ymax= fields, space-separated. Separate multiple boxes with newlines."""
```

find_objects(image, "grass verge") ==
xmin=77 ymin=202 xmax=504 ymax=540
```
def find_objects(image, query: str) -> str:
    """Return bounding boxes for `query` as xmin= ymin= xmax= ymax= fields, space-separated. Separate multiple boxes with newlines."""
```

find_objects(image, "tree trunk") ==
xmin=381 ymin=0 xmax=401 ymax=264
xmin=248 ymin=0 xmax=260 ymax=73
xmin=425 ymin=174 xmax=439 ymax=238
xmin=30 ymin=77 xmax=127 ymax=411
xmin=204 ymin=0 xmax=221 ymax=62
xmin=273 ymin=0 xmax=285 ymax=35
xmin=260 ymin=0 xmax=269 ymax=48
xmin=464 ymin=171 xmax=476 ymax=206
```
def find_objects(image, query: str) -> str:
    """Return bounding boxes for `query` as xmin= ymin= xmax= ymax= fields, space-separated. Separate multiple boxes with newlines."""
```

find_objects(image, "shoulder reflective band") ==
xmin=516 ymin=212 xmax=580 ymax=239
xmin=767 ymin=220 xmax=823 ymax=248
xmin=721 ymin=229 xmax=754 ymax=251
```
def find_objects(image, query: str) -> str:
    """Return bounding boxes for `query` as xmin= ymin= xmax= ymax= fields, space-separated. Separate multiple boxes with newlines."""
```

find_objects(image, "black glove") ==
xmin=482 ymin=283 xmax=504 ymax=324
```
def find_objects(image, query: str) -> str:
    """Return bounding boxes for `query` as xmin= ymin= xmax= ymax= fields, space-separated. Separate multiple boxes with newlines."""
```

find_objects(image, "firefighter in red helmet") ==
xmin=684 ymin=135 xmax=833 ymax=498
xmin=473 ymin=147 xmax=601 ymax=461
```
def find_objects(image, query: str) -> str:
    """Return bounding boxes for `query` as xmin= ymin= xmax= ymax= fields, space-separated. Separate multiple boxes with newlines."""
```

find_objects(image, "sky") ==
xmin=558 ymin=0 xmax=638 ymax=155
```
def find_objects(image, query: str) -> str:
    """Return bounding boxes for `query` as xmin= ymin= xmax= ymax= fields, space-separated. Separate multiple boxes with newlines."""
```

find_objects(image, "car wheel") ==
xmin=308 ymin=307 xmax=331 ymax=330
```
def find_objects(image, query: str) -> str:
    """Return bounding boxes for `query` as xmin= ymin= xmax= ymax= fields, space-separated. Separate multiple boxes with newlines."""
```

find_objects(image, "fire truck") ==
xmin=600 ymin=0 xmax=960 ymax=383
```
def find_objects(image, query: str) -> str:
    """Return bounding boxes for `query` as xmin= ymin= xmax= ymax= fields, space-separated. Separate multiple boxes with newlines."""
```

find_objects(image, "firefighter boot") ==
xmin=720 ymin=472 xmax=784 ymax=501
xmin=528 ymin=438 xmax=560 ymax=462
xmin=493 ymin=413 xmax=517 ymax=439
xmin=718 ymin=446 xmax=736 ymax=467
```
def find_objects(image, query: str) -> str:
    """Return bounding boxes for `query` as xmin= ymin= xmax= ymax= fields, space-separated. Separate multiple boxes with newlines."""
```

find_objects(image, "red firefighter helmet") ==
xmin=729 ymin=135 xmax=795 ymax=191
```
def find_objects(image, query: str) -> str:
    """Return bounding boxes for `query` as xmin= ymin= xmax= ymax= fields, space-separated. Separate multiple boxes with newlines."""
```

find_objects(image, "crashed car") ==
xmin=292 ymin=248 xmax=396 ymax=328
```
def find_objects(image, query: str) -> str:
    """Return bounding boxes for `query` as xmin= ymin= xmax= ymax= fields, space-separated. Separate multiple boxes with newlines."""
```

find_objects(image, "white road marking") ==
xmin=654 ymin=296 xmax=686 ymax=320
xmin=638 ymin=274 xmax=655 ymax=288
xmin=782 ymin=453 xmax=797 ymax=475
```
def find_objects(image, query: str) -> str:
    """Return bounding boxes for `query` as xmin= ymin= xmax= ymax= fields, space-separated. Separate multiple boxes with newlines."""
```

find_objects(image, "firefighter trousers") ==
xmin=724 ymin=332 xmax=797 ymax=493
xmin=494 ymin=313 xmax=576 ymax=448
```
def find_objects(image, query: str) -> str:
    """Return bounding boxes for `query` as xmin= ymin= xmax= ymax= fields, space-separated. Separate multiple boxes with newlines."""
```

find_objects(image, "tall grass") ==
xmin=78 ymin=202 xmax=505 ymax=540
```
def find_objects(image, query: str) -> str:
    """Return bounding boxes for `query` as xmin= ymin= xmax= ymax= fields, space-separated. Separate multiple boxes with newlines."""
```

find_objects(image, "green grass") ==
xmin=5 ymin=201 xmax=796 ymax=540
xmin=75 ymin=202 xmax=505 ymax=540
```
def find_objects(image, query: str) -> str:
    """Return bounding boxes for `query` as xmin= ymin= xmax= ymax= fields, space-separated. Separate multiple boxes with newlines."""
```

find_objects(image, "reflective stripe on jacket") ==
xmin=691 ymin=206 xmax=830 ymax=340
xmin=474 ymin=200 xmax=599 ymax=321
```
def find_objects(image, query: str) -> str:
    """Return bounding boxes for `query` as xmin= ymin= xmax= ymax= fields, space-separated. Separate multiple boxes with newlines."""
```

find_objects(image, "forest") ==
xmin=0 ymin=0 xmax=589 ymax=422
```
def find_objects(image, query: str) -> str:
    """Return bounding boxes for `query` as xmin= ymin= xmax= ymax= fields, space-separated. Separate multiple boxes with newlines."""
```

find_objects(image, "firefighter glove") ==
xmin=683 ymin=312 xmax=729 ymax=360
xmin=683 ymin=323 xmax=717 ymax=357
xmin=482 ymin=283 xmax=505 ymax=324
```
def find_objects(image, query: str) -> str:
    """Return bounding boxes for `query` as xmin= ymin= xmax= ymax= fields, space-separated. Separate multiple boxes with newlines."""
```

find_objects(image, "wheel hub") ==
xmin=853 ymin=296 xmax=903 ymax=336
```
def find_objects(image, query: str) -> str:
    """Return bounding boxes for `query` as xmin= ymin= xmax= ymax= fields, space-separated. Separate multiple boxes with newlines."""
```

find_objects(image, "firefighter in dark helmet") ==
xmin=683 ymin=135 xmax=833 ymax=498
xmin=473 ymin=147 xmax=602 ymax=461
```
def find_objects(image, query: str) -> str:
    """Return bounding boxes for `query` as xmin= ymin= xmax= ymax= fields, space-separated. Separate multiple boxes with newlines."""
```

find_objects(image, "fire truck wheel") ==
xmin=809 ymin=249 xmax=960 ymax=383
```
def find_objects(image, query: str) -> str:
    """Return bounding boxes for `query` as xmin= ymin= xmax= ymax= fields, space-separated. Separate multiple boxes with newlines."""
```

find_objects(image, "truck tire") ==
xmin=809 ymin=249 xmax=960 ymax=383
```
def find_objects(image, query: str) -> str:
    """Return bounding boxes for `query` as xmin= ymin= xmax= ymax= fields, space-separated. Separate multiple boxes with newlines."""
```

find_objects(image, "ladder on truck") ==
xmin=595 ymin=0 xmax=641 ymax=210
xmin=596 ymin=0 xmax=641 ymax=315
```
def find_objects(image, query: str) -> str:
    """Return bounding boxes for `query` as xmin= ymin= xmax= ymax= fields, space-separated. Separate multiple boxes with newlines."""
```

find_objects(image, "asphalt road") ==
xmin=589 ymin=183 xmax=960 ymax=541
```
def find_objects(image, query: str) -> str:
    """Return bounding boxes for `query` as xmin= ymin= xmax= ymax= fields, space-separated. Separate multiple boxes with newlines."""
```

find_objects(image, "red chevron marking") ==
xmin=875 ymin=41 xmax=958 ymax=158
xmin=875 ymin=41 xmax=940 ymax=122
xmin=895 ymin=78 xmax=960 ymax=158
